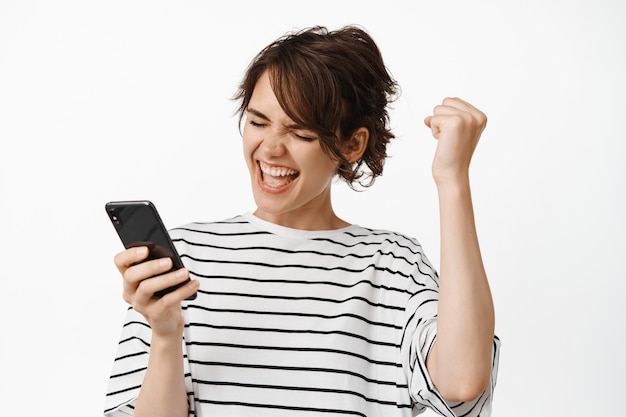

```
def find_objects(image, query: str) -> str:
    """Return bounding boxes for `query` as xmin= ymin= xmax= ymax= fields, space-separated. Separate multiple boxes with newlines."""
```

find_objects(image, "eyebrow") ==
xmin=246 ymin=108 xmax=270 ymax=122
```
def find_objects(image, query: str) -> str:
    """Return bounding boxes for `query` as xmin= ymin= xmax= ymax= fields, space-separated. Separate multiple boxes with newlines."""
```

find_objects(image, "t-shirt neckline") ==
xmin=242 ymin=212 xmax=360 ymax=239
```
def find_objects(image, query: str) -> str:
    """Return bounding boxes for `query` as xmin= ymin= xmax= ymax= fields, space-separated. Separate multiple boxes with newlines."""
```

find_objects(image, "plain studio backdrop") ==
xmin=1 ymin=1 xmax=624 ymax=415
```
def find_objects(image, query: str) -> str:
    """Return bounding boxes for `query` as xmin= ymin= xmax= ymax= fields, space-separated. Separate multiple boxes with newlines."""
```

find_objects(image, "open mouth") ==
xmin=259 ymin=161 xmax=300 ymax=189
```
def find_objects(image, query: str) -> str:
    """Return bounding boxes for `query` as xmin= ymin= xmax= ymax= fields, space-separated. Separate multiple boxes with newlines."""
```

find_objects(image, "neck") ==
xmin=253 ymin=188 xmax=350 ymax=231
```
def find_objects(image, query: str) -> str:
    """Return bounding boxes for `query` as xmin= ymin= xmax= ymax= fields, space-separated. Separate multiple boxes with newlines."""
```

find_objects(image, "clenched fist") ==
xmin=424 ymin=97 xmax=487 ymax=186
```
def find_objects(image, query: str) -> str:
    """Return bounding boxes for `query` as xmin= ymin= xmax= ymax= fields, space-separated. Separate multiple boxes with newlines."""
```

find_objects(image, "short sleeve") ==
xmin=103 ymin=306 xmax=195 ymax=416
xmin=401 ymin=291 xmax=501 ymax=417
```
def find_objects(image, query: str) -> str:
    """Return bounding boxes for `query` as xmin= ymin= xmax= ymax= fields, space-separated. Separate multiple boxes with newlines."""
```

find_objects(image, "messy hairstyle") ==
xmin=234 ymin=25 xmax=399 ymax=188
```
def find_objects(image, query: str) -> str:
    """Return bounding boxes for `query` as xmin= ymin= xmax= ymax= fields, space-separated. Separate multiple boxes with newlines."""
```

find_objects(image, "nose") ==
xmin=260 ymin=130 xmax=287 ymax=157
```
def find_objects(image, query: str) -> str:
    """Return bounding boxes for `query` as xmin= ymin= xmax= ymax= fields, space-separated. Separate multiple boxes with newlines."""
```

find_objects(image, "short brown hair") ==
xmin=234 ymin=25 xmax=399 ymax=188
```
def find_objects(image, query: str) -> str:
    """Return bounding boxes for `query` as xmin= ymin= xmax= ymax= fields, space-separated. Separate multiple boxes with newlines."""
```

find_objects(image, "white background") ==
xmin=1 ymin=1 xmax=624 ymax=415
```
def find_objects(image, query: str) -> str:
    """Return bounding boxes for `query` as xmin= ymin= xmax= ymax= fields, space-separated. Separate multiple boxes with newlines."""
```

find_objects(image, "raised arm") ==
xmin=423 ymin=97 xmax=496 ymax=402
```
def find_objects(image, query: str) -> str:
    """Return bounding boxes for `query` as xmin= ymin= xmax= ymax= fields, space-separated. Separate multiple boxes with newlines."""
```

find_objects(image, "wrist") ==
xmin=434 ymin=174 xmax=471 ymax=195
xmin=148 ymin=336 xmax=184 ymax=366
xmin=151 ymin=328 xmax=185 ymax=351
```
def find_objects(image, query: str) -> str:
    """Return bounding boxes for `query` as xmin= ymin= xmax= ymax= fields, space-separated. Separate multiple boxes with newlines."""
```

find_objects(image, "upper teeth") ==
xmin=260 ymin=162 xmax=298 ymax=177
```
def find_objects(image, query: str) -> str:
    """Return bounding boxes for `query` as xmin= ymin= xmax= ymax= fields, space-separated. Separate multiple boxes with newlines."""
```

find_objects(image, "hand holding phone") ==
xmin=105 ymin=200 xmax=197 ymax=300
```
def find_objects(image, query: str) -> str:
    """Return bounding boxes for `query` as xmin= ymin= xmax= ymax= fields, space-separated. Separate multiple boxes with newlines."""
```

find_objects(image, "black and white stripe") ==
xmin=104 ymin=213 xmax=500 ymax=416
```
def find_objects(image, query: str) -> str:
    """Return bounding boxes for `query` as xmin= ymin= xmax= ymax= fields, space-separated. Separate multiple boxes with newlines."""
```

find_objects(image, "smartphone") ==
xmin=105 ymin=200 xmax=196 ymax=300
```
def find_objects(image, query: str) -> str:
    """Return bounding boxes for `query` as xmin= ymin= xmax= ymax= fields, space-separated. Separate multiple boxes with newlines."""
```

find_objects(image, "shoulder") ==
xmin=167 ymin=214 xmax=271 ymax=251
xmin=336 ymin=225 xmax=433 ymax=271
xmin=346 ymin=224 xmax=425 ymax=252
xmin=169 ymin=214 xmax=260 ymax=237
xmin=347 ymin=225 xmax=438 ymax=286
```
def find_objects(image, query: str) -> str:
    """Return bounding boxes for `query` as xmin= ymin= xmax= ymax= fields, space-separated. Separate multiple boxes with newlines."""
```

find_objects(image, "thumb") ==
xmin=424 ymin=115 xmax=441 ymax=139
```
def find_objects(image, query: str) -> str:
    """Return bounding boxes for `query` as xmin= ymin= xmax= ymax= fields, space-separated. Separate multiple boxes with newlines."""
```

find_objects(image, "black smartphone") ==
xmin=105 ymin=200 xmax=196 ymax=300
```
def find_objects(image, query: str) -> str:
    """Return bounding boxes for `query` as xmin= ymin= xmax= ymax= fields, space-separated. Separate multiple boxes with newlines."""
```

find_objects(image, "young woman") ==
xmin=105 ymin=25 xmax=499 ymax=417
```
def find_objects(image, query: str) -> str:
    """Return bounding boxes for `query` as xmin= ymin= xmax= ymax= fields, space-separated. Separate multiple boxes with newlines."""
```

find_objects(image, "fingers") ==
xmin=424 ymin=97 xmax=487 ymax=139
xmin=425 ymin=97 xmax=488 ymax=184
xmin=129 ymin=268 xmax=196 ymax=330
xmin=430 ymin=97 xmax=487 ymax=127
xmin=423 ymin=115 xmax=440 ymax=138
xmin=136 ymin=267 xmax=186 ymax=297
xmin=115 ymin=246 xmax=195 ymax=305
xmin=125 ymin=257 xmax=173 ymax=287
xmin=129 ymin=268 xmax=198 ymax=338
xmin=112 ymin=246 xmax=198 ymax=338
xmin=435 ymin=97 xmax=478 ymax=113
xmin=123 ymin=264 xmax=196 ymax=308
xmin=158 ymin=276 xmax=200 ymax=305
xmin=114 ymin=246 xmax=149 ymax=274
xmin=123 ymin=258 xmax=184 ymax=298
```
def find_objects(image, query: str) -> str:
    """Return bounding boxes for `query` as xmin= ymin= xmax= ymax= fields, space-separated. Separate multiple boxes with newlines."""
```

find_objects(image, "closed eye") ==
xmin=293 ymin=132 xmax=316 ymax=142
xmin=249 ymin=120 xmax=265 ymax=128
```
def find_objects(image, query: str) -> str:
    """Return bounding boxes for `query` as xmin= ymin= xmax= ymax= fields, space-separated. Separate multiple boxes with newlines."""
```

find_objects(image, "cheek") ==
xmin=302 ymin=150 xmax=339 ymax=178
xmin=241 ymin=128 xmax=257 ymax=159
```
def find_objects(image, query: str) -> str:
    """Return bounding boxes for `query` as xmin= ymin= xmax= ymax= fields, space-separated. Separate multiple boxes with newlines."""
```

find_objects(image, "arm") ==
xmin=424 ymin=97 xmax=495 ymax=402
xmin=114 ymin=247 xmax=200 ymax=417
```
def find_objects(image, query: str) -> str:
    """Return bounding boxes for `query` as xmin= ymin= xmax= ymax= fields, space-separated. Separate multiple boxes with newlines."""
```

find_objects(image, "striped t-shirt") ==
xmin=104 ymin=213 xmax=500 ymax=417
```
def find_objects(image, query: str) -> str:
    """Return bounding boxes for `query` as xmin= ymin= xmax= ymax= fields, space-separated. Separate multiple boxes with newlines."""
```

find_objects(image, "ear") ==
xmin=344 ymin=127 xmax=369 ymax=163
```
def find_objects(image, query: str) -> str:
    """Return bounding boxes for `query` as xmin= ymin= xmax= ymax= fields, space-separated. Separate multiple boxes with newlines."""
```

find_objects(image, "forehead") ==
xmin=248 ymin=71 xmax=297 ymax=126
xmin=249 ymin=71 xmax=275 ymax=106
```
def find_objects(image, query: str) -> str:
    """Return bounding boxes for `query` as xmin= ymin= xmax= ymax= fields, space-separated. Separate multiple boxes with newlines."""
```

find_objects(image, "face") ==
xmin=242 ymin=71 xmax=343 ymax=230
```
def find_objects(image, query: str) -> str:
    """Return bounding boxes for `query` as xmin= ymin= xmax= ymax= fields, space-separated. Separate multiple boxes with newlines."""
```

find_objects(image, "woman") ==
xmin=105 ymin=25 xmax=499 ymax=417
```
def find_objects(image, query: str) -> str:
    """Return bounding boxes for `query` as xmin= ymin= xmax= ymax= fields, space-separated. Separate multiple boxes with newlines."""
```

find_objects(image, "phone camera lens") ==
xmin=109 ymin=209 xmax=122 ymax=226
